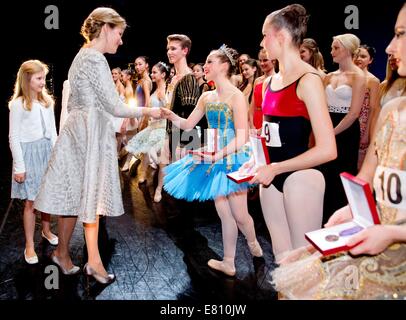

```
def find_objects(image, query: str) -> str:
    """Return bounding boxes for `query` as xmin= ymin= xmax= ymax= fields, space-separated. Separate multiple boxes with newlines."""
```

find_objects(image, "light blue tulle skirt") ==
xmin=163 ymin=146 xmax=251 ymax=201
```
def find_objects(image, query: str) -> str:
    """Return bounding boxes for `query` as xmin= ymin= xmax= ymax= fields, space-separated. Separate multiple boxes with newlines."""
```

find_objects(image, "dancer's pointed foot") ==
xmin=248 ymin=239 xmax=263 ymax=257
xmin=153 ymin=188 xmax=162 ymax=202
xmin=207 ymin=258 xmax=236 ymax=276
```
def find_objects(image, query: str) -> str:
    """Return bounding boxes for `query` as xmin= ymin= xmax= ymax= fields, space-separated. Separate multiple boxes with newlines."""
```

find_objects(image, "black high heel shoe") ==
xmin=83 ymin=263 xmax=115 ymax=284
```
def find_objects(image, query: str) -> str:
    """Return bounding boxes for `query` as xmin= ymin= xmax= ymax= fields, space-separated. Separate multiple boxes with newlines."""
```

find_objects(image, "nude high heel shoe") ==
xmin=83 ymin=263 xmax=115 ymax=284
xmin=51 ymin=252 xmax=80 ymax=275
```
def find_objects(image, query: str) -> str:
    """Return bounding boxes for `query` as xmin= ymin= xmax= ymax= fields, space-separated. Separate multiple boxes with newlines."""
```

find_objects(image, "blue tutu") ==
xmin=163 ymin=101 xmax=252 ymax=201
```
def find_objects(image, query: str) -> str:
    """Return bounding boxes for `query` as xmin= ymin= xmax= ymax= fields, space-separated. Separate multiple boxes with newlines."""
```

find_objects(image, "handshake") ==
xmin=147 ymin=107 xmax=175 ymax=121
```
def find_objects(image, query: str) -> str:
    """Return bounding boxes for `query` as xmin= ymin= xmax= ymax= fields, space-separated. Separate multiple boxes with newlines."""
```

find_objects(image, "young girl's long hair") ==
xmin=9 ymin=60 xmax=54 ymax=111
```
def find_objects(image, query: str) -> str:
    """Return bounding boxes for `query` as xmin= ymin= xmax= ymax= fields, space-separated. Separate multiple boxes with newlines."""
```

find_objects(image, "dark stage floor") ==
xmin=0 ymin=159 xmax=277 ymax=301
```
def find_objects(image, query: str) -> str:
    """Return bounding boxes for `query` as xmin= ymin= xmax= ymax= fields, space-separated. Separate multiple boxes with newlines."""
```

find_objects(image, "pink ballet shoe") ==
xmin=248 ymin=240 xmax=263 ymax=257
xmin=153 ymin=189 xmax=162 ymax=202
xmin=207 ymin=259 xmax=236 ymax=276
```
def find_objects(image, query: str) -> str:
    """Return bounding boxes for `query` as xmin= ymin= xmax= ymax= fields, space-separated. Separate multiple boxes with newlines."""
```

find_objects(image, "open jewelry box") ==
xmin=305 ymin=172 xmax=381 ymax=256
xmin=227 ymin=134 xmax=270 ymax=184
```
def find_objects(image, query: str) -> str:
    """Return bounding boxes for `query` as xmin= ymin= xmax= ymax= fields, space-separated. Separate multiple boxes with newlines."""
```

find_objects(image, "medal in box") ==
xmin=305 ymin=172 xmax=380 ymax=256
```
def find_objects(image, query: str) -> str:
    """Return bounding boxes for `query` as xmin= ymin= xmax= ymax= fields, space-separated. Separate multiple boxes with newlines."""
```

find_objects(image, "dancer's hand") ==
xmin=194 ymin=151 xmax=220 ymax=163
xmin=239 ymin=158 xmax=255 ymax=175
xmin=148 ymin=107 xmax=161 ymax=119
xmin=14 ymin=172 xmax=26 ymax=184
xmin=160 ymin=108 xmax=174 ymax=121
xmin=249 ymin=164 xmax=276 ymax=186
xmin=347 ymin=225 xmax=395 ymax=255
xmin=249 ymin=127 xmax=262 ymax=137
xmin=325 ymin=205 xmax=353 ymax=227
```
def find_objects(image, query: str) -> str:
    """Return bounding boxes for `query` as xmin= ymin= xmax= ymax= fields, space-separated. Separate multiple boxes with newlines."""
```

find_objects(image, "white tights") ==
xmin=259 ymin=169 xmax=325 ymax=262
xmin=214 ymin=190 xmax=258 ymax=261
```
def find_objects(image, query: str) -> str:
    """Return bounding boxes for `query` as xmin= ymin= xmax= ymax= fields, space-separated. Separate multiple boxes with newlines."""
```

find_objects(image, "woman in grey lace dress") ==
xmin=34 ymin=7 xmax=160 ymax=282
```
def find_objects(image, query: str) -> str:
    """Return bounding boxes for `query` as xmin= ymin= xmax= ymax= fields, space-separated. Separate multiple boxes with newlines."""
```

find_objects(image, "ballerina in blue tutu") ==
xmin=161 ymin=45 xmax=263 ymax=276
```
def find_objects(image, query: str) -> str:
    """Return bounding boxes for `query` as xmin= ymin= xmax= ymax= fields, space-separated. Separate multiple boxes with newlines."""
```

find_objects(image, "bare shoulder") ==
xmin=297 ymin=72 xmax=324 ymax=102
xmin=263 ymin=75 xmax=272 ymax=87
xmin=299 ymin=69 xmax=323 ymax=88
xmin=368 ymin=73 xmax=380 ymax=86
xmin=253 ymin=75 xmax=263 ymax=87
xmin=352 ymin=66 xmax=365 ymax=79
xmin=230 ymin=86 xmax=245 ymax=101
xmin=324 ymin=71 xmax=336 ymax=83
xmin=199 ymin=90 xmax=212 ymax=103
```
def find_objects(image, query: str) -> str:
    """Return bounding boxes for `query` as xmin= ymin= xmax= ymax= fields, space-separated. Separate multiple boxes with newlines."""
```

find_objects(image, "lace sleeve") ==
xmin=86 ymin=52 xmax=143 ymax=118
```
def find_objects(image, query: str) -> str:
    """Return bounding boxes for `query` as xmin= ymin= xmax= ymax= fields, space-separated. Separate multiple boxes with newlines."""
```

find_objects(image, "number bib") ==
xmin=374 ymin=165 xmax=406 ymax=209
xmin=262 ymin=121 xmax=282 ymax=147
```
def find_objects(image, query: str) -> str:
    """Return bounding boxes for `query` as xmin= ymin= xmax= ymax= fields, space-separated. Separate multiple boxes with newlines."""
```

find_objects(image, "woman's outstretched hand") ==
xmin=160 ymin=108 xmax=174 ymax=121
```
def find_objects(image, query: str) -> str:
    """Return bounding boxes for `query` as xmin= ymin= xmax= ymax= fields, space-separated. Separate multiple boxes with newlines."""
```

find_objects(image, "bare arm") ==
xmin=334 ymin=71 xmax=366 ymax=135
xmin=355 ymin=95 xmax=400 ymax=184
xmin=141 ymin=78 xmax=152 ymax=108
xmin=161 ymin=92 xmax=207 ymax=130
xmin=250 ymin=73 xmax=337 ymax=185
xmin=278 ymin=74 xmax=337 ymax=169
xmin=365 ymin=77 xmax=380 ymax=143
xmin=248 ymin=78 xmax=260 ymax=129
xmin=368 ymin=81 xmax=385 ymax=139
xmin=248 ymin=79 xmax=258 ymax=129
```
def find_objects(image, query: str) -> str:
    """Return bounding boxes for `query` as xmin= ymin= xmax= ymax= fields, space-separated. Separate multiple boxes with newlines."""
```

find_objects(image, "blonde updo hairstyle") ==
xmin=333 ymin=33 xmax=360 ymax=57
xmin=80 ymin=7 xmax=127 ymax=43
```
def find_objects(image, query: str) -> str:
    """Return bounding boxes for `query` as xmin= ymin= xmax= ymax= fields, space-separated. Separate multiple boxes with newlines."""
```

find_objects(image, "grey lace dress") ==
xmin=34 ymin=47 xmax=141 ymax=223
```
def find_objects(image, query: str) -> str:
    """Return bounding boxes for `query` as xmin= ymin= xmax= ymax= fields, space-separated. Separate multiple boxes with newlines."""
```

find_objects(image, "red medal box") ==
xmin=305 ymin=172 xmax=380 ymax=256
xmin=226 ymin=135 xmax=270 ymax=184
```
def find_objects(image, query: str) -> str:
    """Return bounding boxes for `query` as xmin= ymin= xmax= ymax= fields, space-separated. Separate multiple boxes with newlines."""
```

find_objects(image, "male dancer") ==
xmin=163 ymin=34 xmax=208 ymax=247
